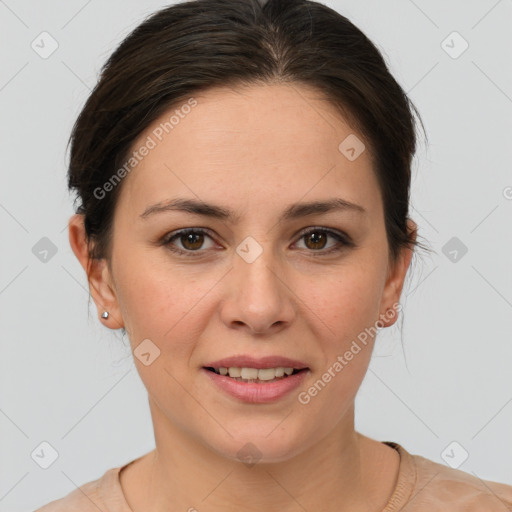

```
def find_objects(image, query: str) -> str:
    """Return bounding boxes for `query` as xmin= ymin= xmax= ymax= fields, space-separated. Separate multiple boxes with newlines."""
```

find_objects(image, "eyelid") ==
xmin=293 ymin=226 xmax=354 ymax=255
xmin=162 ymin=227 xmax=218 ymax=254
xmin=295 ymin=225 xmax=351 ymax=242
xmin=162 ymin=226 xmax=353 ymax=256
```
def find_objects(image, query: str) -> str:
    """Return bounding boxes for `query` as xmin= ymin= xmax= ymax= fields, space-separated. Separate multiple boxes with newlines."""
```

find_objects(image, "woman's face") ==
xmin=74 ymin=83 xmax=413 ymax=463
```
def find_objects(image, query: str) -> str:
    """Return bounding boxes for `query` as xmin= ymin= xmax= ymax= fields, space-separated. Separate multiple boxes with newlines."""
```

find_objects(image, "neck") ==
xmin=120 ymin=398 xmax=393 ymax=512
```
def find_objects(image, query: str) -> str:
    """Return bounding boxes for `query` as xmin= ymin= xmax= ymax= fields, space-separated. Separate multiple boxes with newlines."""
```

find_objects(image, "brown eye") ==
xmin=295 ymin=227 xmax=353 ymax=256
xmin=162 ymin=227 xmax=353 ymax=258
xmin=303 ymin=231 xmax=329 ymax=250
xmin=180 ymin=232 xmax=205 ymax=250
xmin=164 ymin=228 xmax=216 ymax=255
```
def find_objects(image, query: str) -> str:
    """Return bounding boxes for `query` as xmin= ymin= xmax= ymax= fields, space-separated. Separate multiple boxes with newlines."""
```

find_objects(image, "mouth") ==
xmin=203 ymin=366 xmax=308 ymax=383
xmin=201 ymin=363 xmax=310 ymax=403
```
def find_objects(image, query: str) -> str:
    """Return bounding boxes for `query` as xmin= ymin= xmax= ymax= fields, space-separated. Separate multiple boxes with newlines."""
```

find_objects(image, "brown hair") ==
xmin=67 ymin=0 xmax=428 ymax=269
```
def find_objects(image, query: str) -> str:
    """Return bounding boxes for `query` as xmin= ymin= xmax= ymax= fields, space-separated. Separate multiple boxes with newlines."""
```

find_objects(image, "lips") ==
xmin=201 ymin=354 xmax=311 ymax=402
xmin=201 ymin=365 xmax=309 ymax=403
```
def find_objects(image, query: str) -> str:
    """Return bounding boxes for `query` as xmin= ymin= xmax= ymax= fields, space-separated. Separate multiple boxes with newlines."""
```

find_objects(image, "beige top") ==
xmin=34 ymin=442 xmax=512 ymax=511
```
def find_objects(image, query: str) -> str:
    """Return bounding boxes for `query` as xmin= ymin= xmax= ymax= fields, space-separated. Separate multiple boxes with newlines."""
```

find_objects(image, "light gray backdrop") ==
xmin=1 ymin=0 xmax=511 ymax=510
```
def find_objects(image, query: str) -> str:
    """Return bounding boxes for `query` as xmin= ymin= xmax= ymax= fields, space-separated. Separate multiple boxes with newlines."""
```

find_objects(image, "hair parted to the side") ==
xmin=67 ymin=0 xmax=430 ymax=275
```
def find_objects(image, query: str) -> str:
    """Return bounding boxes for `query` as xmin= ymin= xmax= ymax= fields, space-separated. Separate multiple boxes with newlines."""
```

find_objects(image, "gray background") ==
xmin=1 ymin=0 xmax=511 ymax=510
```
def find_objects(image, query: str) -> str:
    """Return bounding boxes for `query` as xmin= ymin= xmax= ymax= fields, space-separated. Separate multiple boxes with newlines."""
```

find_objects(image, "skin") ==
xmin=69 ymin=83 xmax=417 ymax=512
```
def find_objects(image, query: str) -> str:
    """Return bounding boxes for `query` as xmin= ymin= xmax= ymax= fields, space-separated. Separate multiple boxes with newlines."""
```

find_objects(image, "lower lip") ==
xmin=201 ymin=368 xmax=309 ymax=403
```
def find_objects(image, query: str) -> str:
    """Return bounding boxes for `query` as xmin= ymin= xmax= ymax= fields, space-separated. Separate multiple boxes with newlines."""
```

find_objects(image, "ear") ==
xmin=378 ymin=219 xmax=417 ymax=328
xmin=68 ymin=214 xmax=124 ymax=330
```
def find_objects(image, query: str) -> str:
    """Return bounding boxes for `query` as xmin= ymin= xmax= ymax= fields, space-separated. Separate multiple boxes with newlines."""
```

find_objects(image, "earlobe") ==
xmin=68 ymin=214 xmax=125 ymax=330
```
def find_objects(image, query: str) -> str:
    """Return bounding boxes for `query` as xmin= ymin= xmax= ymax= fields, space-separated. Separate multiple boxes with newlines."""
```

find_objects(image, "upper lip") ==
xmin=203 ymin=355 xmax=309 ymax=370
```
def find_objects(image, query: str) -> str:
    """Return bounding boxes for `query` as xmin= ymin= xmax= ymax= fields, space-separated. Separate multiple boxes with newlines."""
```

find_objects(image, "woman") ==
xmin=36 ymin=0 xmax=512 ymax=510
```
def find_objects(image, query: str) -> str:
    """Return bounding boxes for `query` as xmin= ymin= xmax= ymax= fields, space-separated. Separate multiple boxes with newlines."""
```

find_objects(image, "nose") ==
xmin=219 ymin=245 xmax=296 ymax=335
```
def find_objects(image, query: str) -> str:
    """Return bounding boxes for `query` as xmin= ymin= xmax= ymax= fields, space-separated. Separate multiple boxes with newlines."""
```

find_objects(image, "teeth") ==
xmin=215 ymin=366 xmax=297 ymax=380
xmin=226 ymin=367 xmax=241 ymax=377
xmin=256 ymin=368 xmax=277 ymax=381
xmin=241 ymin=367 xmax=259 ymax=379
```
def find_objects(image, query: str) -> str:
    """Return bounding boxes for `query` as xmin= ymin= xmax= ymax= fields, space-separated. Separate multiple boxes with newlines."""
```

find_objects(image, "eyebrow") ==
xmin=139 ymin=197 xmax=367 ymax=222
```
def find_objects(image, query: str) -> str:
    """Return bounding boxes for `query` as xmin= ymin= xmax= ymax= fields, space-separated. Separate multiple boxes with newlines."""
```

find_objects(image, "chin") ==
xmin=204 ymin=420 xmax=311 ymax=465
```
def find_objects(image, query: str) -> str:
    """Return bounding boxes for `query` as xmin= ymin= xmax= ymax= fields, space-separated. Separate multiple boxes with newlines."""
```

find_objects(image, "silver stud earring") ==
xmin=101 ymin=311 xmax=109 ymax=319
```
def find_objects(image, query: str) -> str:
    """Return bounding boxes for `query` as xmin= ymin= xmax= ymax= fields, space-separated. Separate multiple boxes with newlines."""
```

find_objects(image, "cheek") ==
xmin=112 ymin=256 xmax=213 ymax=401
xmin=114 ymin=267 xmax=179 ymax=340
xmin=113 ymin=250 xmax=221 ymax=353
xmin=296 ymin=259 xmax=385 ymax=344
xmin=294 ymin=268 xmax=382 ymax=427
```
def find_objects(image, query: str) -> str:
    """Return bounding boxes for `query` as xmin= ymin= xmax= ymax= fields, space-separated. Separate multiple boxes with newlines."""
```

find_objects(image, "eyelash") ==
xmin=161 ymin=227 xmax=354 ymax=257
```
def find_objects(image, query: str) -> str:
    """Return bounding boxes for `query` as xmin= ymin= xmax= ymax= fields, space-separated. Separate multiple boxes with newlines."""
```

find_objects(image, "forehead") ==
xmin=159 ymin=83 xmax=365 ymax=159
xmin=118 ymin=83 xmax=380 ymax=219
